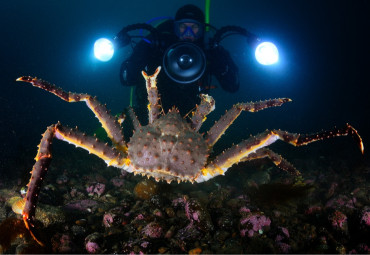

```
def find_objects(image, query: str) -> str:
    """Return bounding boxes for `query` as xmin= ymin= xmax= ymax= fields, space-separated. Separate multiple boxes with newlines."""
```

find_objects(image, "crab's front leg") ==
xmin=21 ymin=123 xmax=128 ymax=246
xmin=142 ymin=66 xmax=162 ymax=124
xmin=197 ymin=124 xmax=363 ymax=182
xmin=206 ymin=98 xmax=292 ymax=147
xmin=126 ymin=106 xmax=141 ymax=131
xmin=190 ymin=94 xmax=215 ymax=131
xmin=16 ymin=76 xmax=127 ymax=152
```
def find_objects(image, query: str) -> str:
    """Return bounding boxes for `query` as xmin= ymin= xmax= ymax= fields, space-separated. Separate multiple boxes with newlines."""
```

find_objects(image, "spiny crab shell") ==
xmin=126 ymin=111 xmax=208 ymax=182
xmin=15 ymin=66 xmax=363 ymax=246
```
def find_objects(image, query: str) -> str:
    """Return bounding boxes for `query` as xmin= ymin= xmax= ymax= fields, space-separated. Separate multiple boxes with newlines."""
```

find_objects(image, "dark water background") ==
xmin=1 ymin=0 xmax=369 ymax=179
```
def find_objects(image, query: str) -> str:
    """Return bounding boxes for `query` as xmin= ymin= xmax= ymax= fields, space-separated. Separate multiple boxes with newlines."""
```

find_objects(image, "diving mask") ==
xmin=174 ymin=19 xmax=204 ymax=41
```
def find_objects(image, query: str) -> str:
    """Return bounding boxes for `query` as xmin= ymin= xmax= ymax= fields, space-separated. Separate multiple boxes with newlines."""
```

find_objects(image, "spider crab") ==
xmin=16 ymin=66 xmax=363 ymax=245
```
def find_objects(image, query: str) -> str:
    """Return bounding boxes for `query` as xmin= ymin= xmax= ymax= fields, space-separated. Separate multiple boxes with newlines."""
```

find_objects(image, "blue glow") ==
xmin=255 ymin=42 xmax=279 ymax=65
xmin=94 ymin=38 xmax=114 ymax=62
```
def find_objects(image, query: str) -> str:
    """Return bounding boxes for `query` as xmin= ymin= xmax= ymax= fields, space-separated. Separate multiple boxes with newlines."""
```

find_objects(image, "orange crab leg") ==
xmin=21 ymin=123 xmax=127 ymax=246
xmin=142 ymin=66 xmax=162 ymax=124
xmin=240 ymin=148 xmax=300 ymax=175
xmin=22 ymin=125 xmax=54 ymax=246
xmin=190 ymin=94 xmax=215 ymax=131
xmin=205 ymin=98 xmax=291 ymax=147
xmin=16 ymin=76 xmax=127 ymax=153
xmin=197 ymin=124 xmax=363 ymax=182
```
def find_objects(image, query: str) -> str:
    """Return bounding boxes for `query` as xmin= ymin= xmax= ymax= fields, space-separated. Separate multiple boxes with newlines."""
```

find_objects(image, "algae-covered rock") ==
xmin=36 ymin=204 xmax=66 ymax=227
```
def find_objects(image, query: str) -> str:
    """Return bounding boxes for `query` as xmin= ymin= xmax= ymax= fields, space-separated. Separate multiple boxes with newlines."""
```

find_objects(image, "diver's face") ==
xmin=178 ymin=22 xmax=200 ymax=41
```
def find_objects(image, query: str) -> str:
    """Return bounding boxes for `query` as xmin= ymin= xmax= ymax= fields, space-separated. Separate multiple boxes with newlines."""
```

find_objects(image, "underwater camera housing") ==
xmin=163 ymin=42 xmax=206 ymax=84
xmin=112 ymin=23 xmax=206 ymax=85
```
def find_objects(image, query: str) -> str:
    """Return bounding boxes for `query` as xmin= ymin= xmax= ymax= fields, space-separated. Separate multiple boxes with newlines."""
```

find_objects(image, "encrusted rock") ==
xmin=134 ymin=179 xmax=158 ymax=200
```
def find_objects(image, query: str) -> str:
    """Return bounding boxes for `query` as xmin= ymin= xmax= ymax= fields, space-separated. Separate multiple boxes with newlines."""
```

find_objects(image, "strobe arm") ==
xmin=114 ymin=23 xmax=160 ymax=48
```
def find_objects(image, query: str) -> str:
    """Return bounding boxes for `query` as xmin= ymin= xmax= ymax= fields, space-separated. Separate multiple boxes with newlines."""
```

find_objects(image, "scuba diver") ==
xmin=116 ymin=4 xmax=240 ymax=121
xmin=93 ymin=4 xmax=278 ymax=123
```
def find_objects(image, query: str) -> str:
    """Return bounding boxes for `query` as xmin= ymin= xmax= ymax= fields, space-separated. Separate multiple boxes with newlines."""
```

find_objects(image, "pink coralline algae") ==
xmin=111 ymin=177 xmax=125 ymax=187
xmin=239 ymin=207 xmax=271 ymax=237
xmin=85 ymin=241 xmax=101 ymax=254
xmin=325 ymin=194 xmax=356 ymax=210
xmin=103 ymin=212 xmax=118 ymax=227
xmin=135 ymin=214 xmax=145 ymax=220
xmin=360 ymin=208 xmax=370 ymax=226
xmin=86 ymin=182 xmax=106 ymax=197
xmin=327 ymin=182 xmax=338 ymax=197
xmin=153 ymin=209 xmax=163 ymax=217
xmin=276 ymin=242 xmax=291 ymax=253
xmin=349 ymin=243 xmax=370 ymax=254
xmin=279 ymin=227 xmax=290 ymax=238
xmin=185 ymin=203 xmax=200 ymax=223
xmin=52 ymin=234 xmax=75 ymax=253
xmin=329 ymin=210 xmax=347 ymax=230
xmin=141 ymin=222 xmax=163 ymax=239
xmin=85 ymin=232 xmax=104 ymax=254
xmin=172 ymin=197 xmax=186 ymax=207
xmin=69 ymin=187 xmax=84 ymax=198
xmin=172 ymin=196 xmax=213 ymax=232
xmin=184 ymin=198 xmax=214 ymax=232
xmin=305 ymin=205 xmax=322 ymax=215
xmin=275 ymin=227 xmax=291 ymax=253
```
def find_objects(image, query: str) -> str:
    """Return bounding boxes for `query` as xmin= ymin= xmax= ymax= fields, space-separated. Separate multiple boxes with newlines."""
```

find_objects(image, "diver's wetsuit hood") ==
xmin=175 ymin=4 xmax=205 ymax=24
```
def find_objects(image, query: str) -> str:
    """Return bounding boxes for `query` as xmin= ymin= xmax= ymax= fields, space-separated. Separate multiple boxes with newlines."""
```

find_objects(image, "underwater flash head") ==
xmin=94 ymin=38 xmax=114 ymax=62
xmin=163 ymin=42 xmax=206 ymax=84
xmin=255 ymin=41 xmax=279 ymax=65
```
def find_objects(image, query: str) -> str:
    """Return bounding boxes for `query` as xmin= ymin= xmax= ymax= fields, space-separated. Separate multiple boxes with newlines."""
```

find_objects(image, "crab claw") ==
xmin=346 ymin=123 xmax=364 ymax=154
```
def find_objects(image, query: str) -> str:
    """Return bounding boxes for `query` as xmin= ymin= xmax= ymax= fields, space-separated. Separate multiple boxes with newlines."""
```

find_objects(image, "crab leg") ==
xmin=16 ymin=76 xmax=127 ymax=152
xmin=127 ymin=106 xmax=141 ymax=131
xmin=205 ymin=98 xmax=291 ymax=147
xmin=240 ymin=148 xmax=300 ymax=175
xmin=142 ymin=66 xmax=161 ymax=124
xmin=21 ymin=125 xmax=53 ymax=246
xmin=22 ymin=123 xmax=128 ymax=246
xmin=190 ymin=94 xmax=216 ymax=131
xmin=197 ymin=124 xmax=363 ymax=182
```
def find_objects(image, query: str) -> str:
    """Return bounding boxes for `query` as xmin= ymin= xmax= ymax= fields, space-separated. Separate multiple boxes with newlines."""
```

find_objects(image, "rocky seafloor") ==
xmin=0 ymin=142 xmax=369 ymax=254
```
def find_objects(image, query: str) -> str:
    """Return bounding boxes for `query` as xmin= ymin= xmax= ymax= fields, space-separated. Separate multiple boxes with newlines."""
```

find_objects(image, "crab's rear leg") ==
xmin=206 ymin=98 xmax=292 ymax=147
xmin=240 ymin=148 xmax=300 ymax=175
xmin=22 ymin=123 xmax=128 ymax=246
xmin=142 ymin=66 xmax=162 ymax=124
xmin=16 ymin=76 xmax=127 ymax=152
xmin=197 ymin=124 xmax=363 ymax=182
